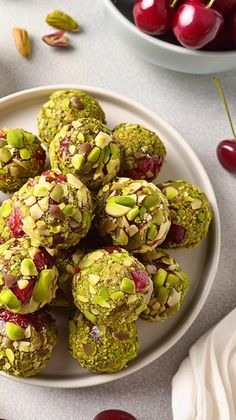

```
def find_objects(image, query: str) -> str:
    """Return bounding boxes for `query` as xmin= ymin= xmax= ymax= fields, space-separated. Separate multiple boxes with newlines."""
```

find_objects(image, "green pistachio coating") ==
xmin=37 ymin=90 xmax=106 ymax=147
xmin=49 ymin=247 xmax=86 ymax=309
xmin=0 ymin=311 xmax=57 ymax=377
xmin=95 ymin=177 xmax=171 ymax=253
xmin=0 ymin=238 xmax=58 ymax=313
xmin=8 ymin=170 xmax=93 ymax=249
xmin=72 ymin=247 xmax=153 ymax=325
xmin=0 ymin=128 xmax=45 ymax=193
xmin=139 ymin=249 xmax=189 ymax=322
xmin=68 ymin=311 xmax=139 ymax=373
xmin=0 ymin=199 xmax=12 ymax=245
xmin=158 ymin=180 xmax=213 ymax=248
xmin=113 ymin=123 xmax=166 ymax=181
xmin=49 ymin=118 xmax=121 ymax=191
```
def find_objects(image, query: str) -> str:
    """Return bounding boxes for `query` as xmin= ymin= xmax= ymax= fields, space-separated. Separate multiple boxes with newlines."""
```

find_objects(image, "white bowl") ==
xmin=101 ymin=0 xmax=236 ymax=74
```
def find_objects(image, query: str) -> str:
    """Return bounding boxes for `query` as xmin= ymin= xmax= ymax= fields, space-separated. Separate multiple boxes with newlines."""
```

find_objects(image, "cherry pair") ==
xmin=133 ymin=0 xmax=236 ymax=50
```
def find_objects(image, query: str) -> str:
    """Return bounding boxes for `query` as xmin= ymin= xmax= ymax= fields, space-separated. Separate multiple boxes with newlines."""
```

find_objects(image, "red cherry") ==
xmin=93 ymin=409 xmax=136 ymax=420
xmin=213 ymin=0 xmax=236 ymax=14
xmin=133 ymin=0 xmax=173 ymax=35
xmin=172 ymin=0 xmax=224 ymax=49
xmin=217 ymin=140 xmax=236 ymax=173
xmin=213 ymin=78 xmax=236 ymax=173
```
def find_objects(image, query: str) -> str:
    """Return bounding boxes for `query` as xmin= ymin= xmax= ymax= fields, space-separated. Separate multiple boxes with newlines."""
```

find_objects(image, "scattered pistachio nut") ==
xmin=12 ymin=27 xmax=31 ymax=57
xmin=42 ymin=31 xmax=69 ymax=48
xmin=46 ymin=10 xmax=80 ymax=32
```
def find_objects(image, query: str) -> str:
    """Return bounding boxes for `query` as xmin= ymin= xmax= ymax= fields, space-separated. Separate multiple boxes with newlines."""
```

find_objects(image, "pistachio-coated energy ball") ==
xmin=0 ymin=309 xmax=57 ymax=377
xmin=0 ymin=128 xmax=45 ymax=193
xmin=113 ymin=123 xmax=166 ymax=181
xmin=158 ymin=180 xmax=213 ymax=248
xmin=139 ymin=249 xmax=189 ymax=321
xmin=72 ymin=247 xmax=153 ymax=325
xmin=95 ymin=178 xmax=171 ymax=253
xmin=37 ymin=89 xmax=106 ymax=147
xmin=49 ymin=118 xmax=121 ymax=191
xmin=0 ymin=237 xmax=58 ymax=314
xmin=68 ymin=311 xmax=139 ymax=373
xmin=6 ymin=169 xmax=93 ymax=249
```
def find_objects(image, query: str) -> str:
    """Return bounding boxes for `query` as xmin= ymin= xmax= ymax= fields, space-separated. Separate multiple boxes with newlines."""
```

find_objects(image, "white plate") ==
xmin=0 ymin=85 xmax=220 ymax=388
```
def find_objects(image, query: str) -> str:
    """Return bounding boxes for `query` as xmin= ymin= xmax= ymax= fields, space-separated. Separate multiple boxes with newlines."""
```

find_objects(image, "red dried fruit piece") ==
xmin=43 ymin=170 xmax=67 ymax=183
xmin=11 ymin=278 xmax=36 ymax=304
xmin=93 ymin=409 xmax=136 ymax=420
xmin=7 ymin=207 xmax=24 ymax=238
xmin=131 ymin=269 xmax=150 ymax=292
xmin=33 ymin=251 xmax=54 ymax=271
xmin=103 ymin=246 xmax=122 ymax=253
xmin=60 ymin=136 xmax=71 ymax=156
xmin=128 ymin=156 xmax=163 ymax=180
xmin=0 ymin=308 xmax=54 ymax=332
xmin=163 ymin=224 xmax=186 ymax=245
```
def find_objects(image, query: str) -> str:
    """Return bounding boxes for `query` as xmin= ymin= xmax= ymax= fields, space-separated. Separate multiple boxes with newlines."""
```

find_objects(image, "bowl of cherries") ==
xmin=101 ymin=0 xmax=236 ymax=74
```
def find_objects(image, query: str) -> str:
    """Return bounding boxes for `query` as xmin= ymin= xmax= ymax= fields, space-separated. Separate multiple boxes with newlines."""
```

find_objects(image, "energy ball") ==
xmin=49 ymin=247 xmax=85 ymax=309
xmin=49 ymin=118 xmax=121 ymax=191
xmin=72 ymin=247 xmax=153 ymax=325
xmin=37 ymin=89 xmax=106 ymax=147
xmin=68 ymin=311 xmax=139 ymax=373
xmin=0 ymin=237 xmax=58 ymax=314
xmin=113 ymin=123 xmax=166 ymax=181
xmin=0 ymin=128 xmax=45 ymax=193
xmin=139 ymin=249 xmax=189 ymax=322
xmin=0 ymin=309 xmax=57 ymax=377
xmin=8 ymin=169 xmax=93 ymax=248
xmin=95 ymin=178 xmax=171 ymax=253
xmin=158 ymin=180 xmax=213 ymax=248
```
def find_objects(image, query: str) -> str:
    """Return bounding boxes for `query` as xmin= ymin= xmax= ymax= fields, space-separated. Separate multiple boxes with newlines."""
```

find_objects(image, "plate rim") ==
xmin=0 ymin=84 xmax=221 ymax=388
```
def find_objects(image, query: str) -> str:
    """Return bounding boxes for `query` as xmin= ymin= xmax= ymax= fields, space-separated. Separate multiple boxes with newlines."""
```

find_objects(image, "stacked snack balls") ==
xmin=4 ymin=169 xmax=93 ymax=249
xmin=0 ymin=128 xmax=45 ymax=193
xmin=0 ymin=309 xmax=57 ymax=377
xmin=139 ymin=249 xmax=190 ymax=322
xmin=68 ymin=311 xmax=139 ymax=373
xmin=95 ymin=178 xmax=171 ymax=253
xmin=37 ymin=89 xmax=106 ymax=147
xmin=49 ymin=118 xmax=121 ymax=191
xmin=71 ymin=246 xmax=152 ymax=372
xmin=158 ymin=180 xmax=213 ymax=249
xmin=113 ymin=123 xmax=166 ymax=181
xmin=0 ymin=237 xmax=58 ymax=314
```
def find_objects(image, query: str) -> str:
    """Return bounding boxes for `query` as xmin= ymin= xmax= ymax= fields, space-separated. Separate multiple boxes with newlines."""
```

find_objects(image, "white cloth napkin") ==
xmin=172 ymin=308 xmax=236 ymax=420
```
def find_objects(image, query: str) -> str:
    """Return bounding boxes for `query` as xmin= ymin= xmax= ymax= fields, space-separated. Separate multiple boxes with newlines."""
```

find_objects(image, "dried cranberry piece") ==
xmin=43 ymin=170 xmax=67 ymax=183
xmin=75 ymin=267 xmax=81 ymax=274
xmin=128 ymin=156 xmax=163 ymax=180
xmin=131 ymin=269 xmax=149 ymax=292
xmin=33 ymin=250 xmax=54 ymax=271
xmin=93 ymin=409 xmax=136 ymax=420
xmin=11 ymin=279 xmax=36 ymax=304
xmin=0 ymin=309 xmax=54 ymax=332
xmin=0 ymin=130 xmax=6 ymax=138
xmin=7 ymin=208 xmax=24 ymax=238
xmin=163 ymin=224 xmax=186 ymax=245
xmin=35 ymin=148 xmax=46 ymax=164
xmin=103 ymin=246 xmax=121 ymax=253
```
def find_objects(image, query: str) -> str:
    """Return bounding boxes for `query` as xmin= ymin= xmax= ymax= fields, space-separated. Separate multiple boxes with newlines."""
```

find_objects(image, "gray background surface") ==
xmin=0 ymin=1 xmax=235 ymax=419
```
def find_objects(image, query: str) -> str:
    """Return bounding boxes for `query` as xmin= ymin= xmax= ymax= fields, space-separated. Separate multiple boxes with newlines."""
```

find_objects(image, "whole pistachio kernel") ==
xmin=0 ymin=148 xmax=12 ymax=163
xmin=5 ymin=322 xmax=25 ymax=340
xmin=45 ymin=10 xmax=80 ymax=32
xmin=120 ymin=277 xmax=135 ymax=294
xmin=0 ymin=289 xmax=21 ymax=311
xmin=33 ymin=269 xmax=55 ymax=302
xmin=70 ymin=96 xmax=84 ymax=109
xmin=20 ymin=258 xmax=38 ymax=276
xmin=6 ymin=129 xmax=25 ymax=148
xmin=20 ymin=148 xmax=31 ymax=160
xmin=0 ymin=200 xmax=12 ymax=218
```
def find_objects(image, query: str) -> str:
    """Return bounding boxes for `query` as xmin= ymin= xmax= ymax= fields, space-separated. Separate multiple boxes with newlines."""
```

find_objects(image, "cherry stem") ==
xmin=206 ymin=0 xmax=216 ymax=8
xmin=213 ymin=77 xmax=236 ymax=140
xmin=171 ymin=0 xmax=179 ymax=8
